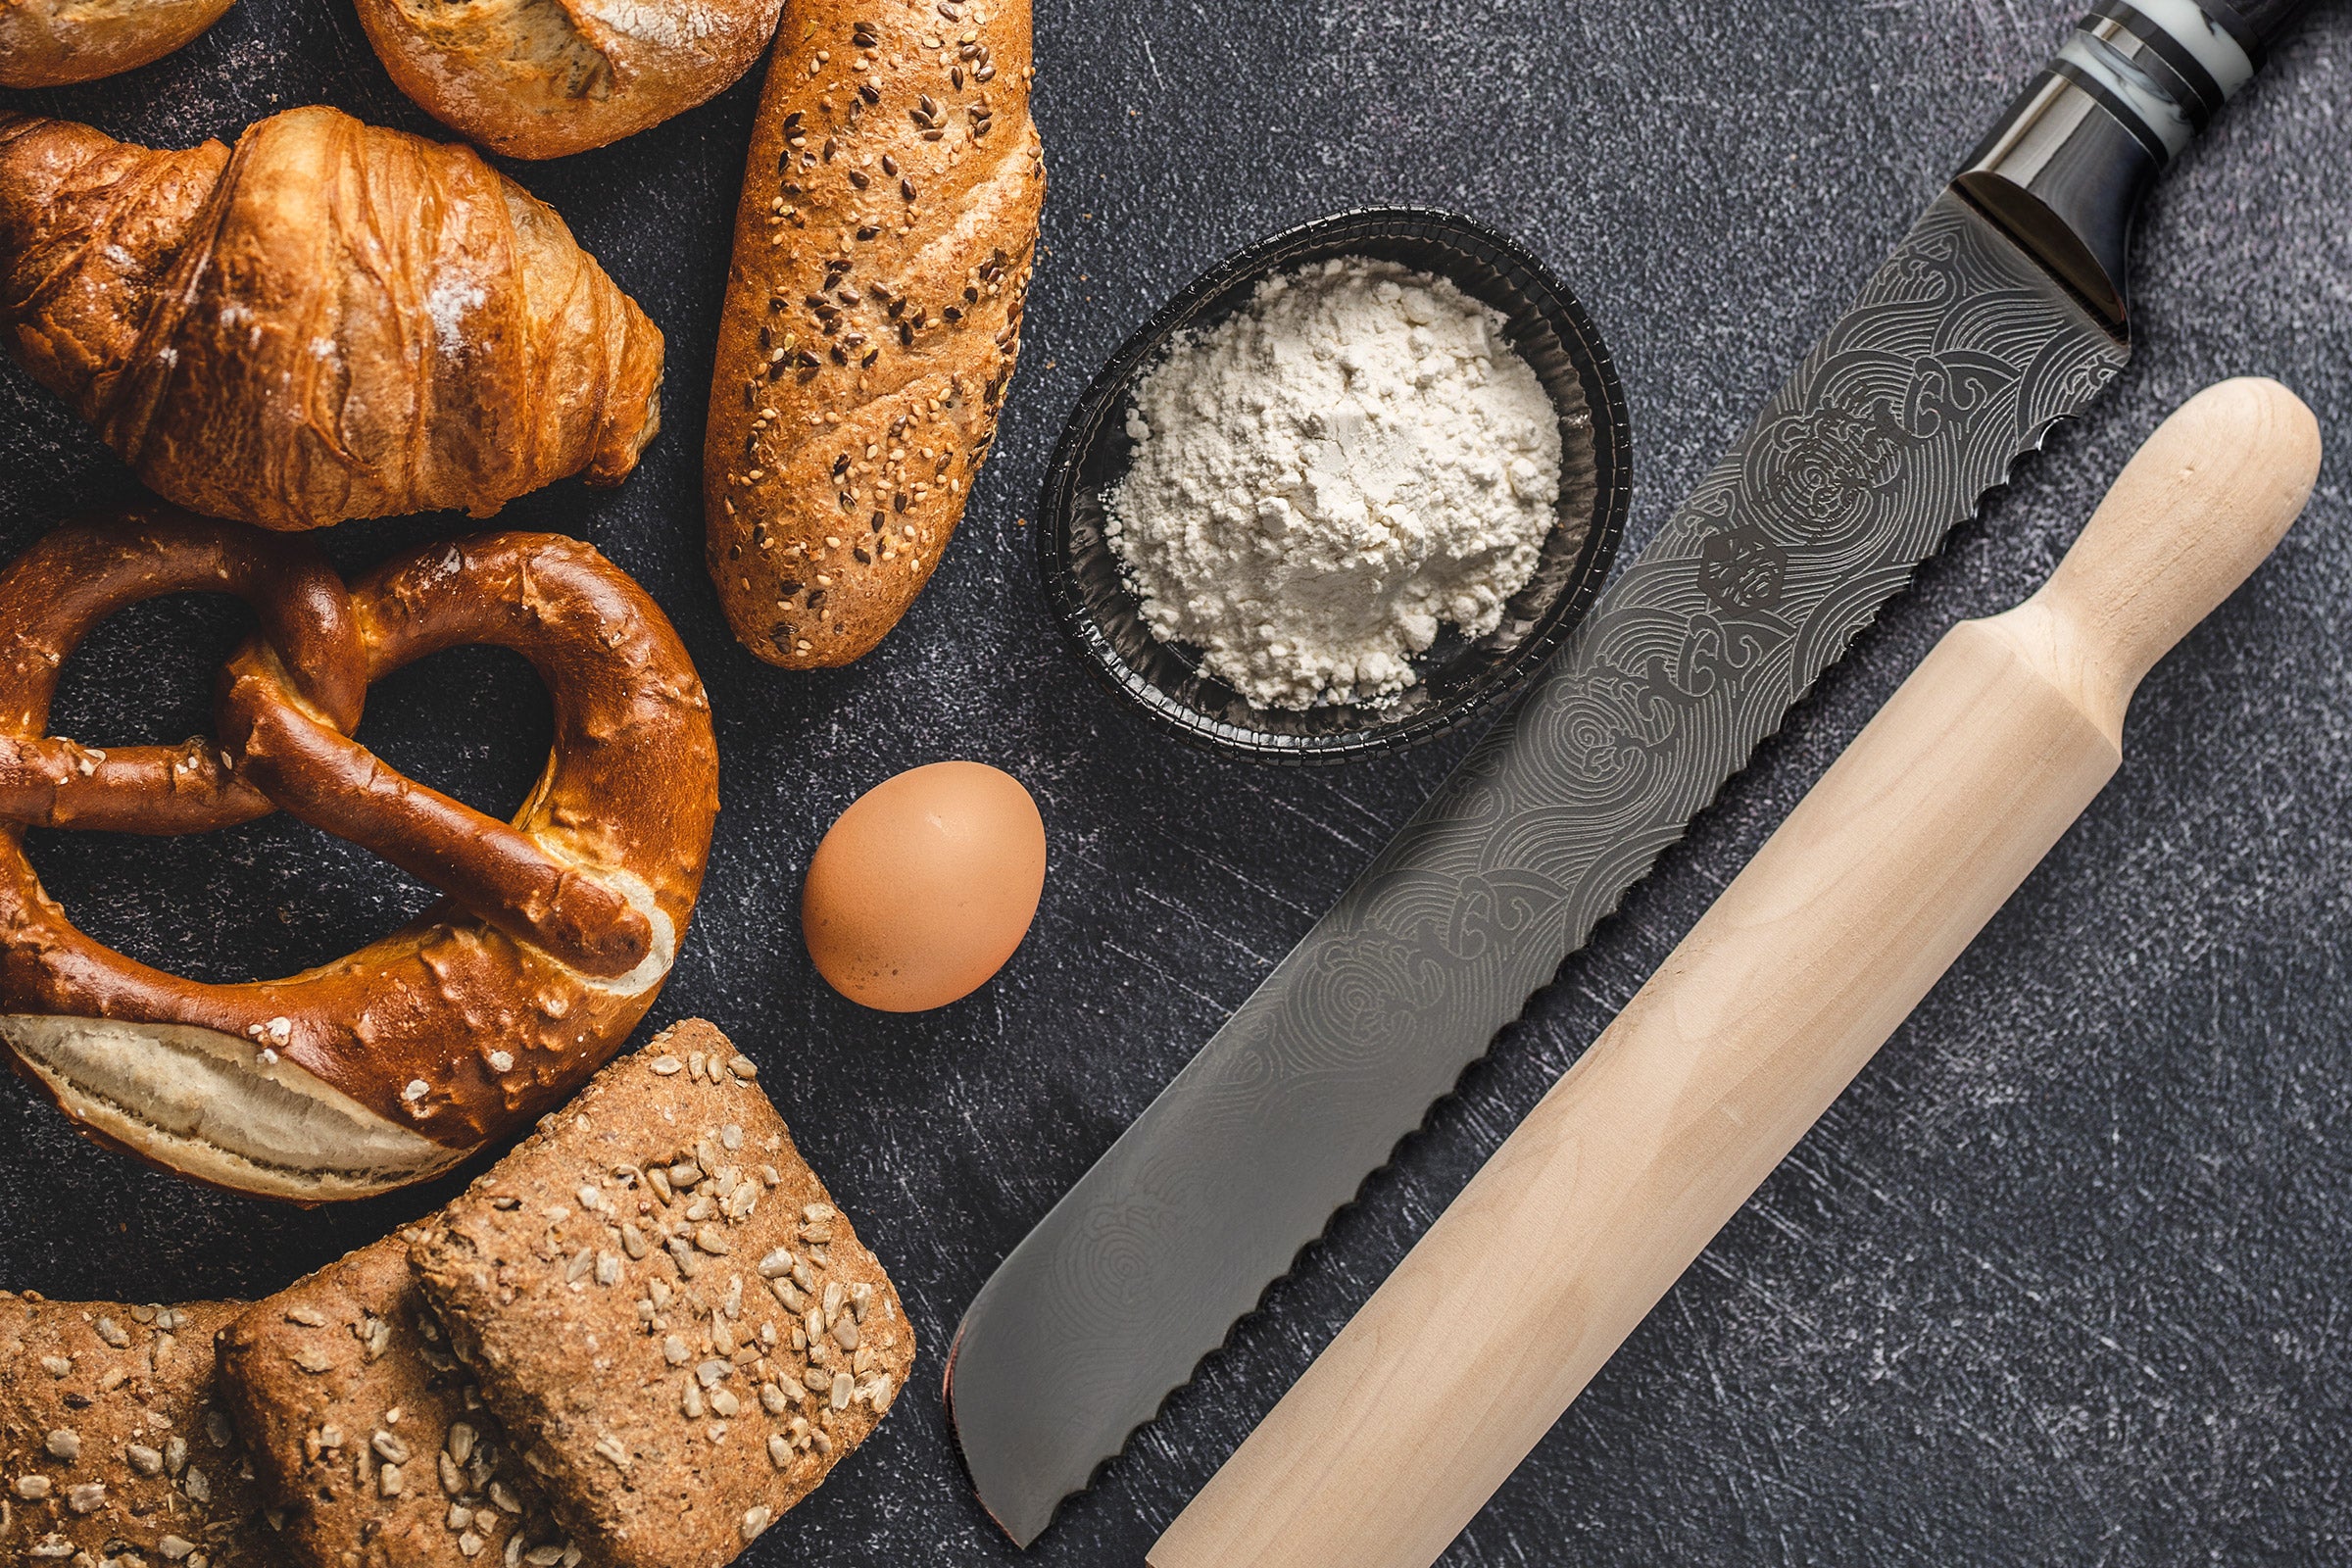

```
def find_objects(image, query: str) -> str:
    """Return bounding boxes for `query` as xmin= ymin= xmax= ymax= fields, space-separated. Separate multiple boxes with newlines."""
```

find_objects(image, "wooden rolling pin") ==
xmin=1150 ymin=376 xmax=2323 ymax=1568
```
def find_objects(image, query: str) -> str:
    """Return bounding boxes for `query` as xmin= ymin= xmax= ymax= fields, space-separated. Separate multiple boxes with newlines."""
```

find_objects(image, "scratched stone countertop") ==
xmin=2 ymin=0 xmax=2348 ymax=1562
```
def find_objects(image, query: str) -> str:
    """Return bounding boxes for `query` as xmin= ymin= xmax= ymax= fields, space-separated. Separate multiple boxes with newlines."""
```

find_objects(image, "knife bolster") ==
xmin=1955 ymin=0 xmax=2268 ymax=330
xmin=1955 ymin=70 xmax=2157 ymax=331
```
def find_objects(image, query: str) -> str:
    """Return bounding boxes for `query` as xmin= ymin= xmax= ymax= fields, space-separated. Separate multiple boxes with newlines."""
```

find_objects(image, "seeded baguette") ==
xmin=0 ymin=1293 xmax=276 ymax=1567
xmin=218 ymin=1237 xmax=576 ymax=1568
xmin=406 ymin=1023 xmax=913 ymax=1568
xmin=704 ymin=0 xmax=1045 ymax=667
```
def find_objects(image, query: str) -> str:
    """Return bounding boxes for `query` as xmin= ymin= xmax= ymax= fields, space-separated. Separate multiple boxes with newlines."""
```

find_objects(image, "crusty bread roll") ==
xmin=354 ymin=0 xmax=787 ymax=161
xmin=0 ymin=0 xmax=233 ymax=88
xmin=704 ymin=0 xmax=1044 ymax=667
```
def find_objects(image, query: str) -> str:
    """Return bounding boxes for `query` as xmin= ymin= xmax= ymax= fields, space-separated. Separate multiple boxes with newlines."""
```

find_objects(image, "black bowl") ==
xmin=1038 ymin=207 xmax=1632 ymax=764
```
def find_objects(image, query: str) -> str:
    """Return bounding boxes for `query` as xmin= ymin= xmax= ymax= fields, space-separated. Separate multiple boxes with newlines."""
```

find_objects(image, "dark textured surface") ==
xmin=0 ymin=2 xmax=2346 ymax=1564
xmin=955 ymin=187 xmax=2133 ymax=1545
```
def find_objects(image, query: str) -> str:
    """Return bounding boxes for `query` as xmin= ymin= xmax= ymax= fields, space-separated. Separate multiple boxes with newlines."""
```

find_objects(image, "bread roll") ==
xmin=0 ymin=1295 xmax=277 ymax=1566
xmin=704 ymin=0 xmax=1044 ymax=667
xmin=354 ymin=0 xmax=787 ymax=161
xmin=0 ymin=0 xmax=233 ymax=88
xmin=409 ymin=1023 xmax=915 ymax=1568
xmin=219 ymin=1237 xmax=572 ymax=1568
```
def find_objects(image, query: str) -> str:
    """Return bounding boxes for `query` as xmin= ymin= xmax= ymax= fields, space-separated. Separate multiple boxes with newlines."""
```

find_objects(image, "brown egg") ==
xmin=803 ymin=761 xmax=1048 ymax=1012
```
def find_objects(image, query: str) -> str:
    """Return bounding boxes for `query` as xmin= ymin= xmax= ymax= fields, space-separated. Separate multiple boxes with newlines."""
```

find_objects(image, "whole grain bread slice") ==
xmin=406 ymin=1022 xmax=911 ymax=1568
xmin=218 ymin=1235 xmax=575 ymax=1568
xmin=0 ymin=1293 xmax=277 ymax=1567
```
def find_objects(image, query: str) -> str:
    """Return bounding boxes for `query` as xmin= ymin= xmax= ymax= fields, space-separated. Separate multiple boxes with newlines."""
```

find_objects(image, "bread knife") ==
xmin=947 ymin=0 xmax=2318 ymax=1544
xmin=1151 ymin=375 xmax=2323 ymax=1567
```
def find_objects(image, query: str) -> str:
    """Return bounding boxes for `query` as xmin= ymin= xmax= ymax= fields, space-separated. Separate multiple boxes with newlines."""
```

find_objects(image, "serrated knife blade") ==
xmin=948 ymin=0 xmax=2303 ymax=1540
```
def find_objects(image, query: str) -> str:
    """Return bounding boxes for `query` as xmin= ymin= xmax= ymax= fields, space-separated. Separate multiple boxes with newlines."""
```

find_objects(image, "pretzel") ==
xmin=0 ymin=511 xmax=719 ymax=1202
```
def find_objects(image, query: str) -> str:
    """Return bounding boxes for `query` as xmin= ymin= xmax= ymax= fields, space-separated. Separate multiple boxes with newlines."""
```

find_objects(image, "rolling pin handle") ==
xmin=2013 ymin=375 xmax=2320 ymax=737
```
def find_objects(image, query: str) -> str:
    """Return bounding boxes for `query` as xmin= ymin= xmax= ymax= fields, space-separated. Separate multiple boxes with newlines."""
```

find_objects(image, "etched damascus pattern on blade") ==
xmin=947 ymin=191 xmax=2128 ymax=1544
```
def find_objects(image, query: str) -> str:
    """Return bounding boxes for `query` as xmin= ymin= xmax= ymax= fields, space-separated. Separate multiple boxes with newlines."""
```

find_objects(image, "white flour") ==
xmin=1105 ymin=257 xmax=1561 ymax=710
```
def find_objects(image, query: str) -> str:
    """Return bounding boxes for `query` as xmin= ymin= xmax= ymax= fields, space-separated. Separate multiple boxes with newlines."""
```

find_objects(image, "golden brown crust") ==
xmin=0 ymin=518 xmax=721 ymax=1201
xmin=0 ymin=106 xmax=663 ymax=532
xmin=219 ymin=1238 xmax=579 ymax=1568
xmin=704 ymin=0 xmax=1044 ymax=667
xmin=0 ymin=0 xmax=234 ymax=88
xmin=409 ymin=1024 xmax=914 ymax=1568
xmin=354 ymin=0 xmax=786 ymax=161
xmin=0 ymin=118 xmax=227 ymax=428
xmin=0 ymin=1293 xmax=278 ymax=1566
xmin=0 ymin=511 xmax=362 ymax=838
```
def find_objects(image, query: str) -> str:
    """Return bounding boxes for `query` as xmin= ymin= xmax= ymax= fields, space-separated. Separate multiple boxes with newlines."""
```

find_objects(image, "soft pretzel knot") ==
xmin=0 ymin=510 xmax=719 ymax=1202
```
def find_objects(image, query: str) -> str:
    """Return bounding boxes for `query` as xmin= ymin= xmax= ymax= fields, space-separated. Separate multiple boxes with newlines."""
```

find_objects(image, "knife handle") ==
xmin=1956 ymin=0 xmax=2313 ymax=327
xmin=2208 ymin=0 xmax=2320 ymax=53
xmin=1148 ymin=378 xmax=2321 ymax=1568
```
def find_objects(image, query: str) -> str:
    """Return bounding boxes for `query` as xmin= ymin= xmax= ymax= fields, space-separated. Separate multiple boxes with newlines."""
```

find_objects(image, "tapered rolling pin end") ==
xmin=2032 ymin=376 xmax=2321 ymax=729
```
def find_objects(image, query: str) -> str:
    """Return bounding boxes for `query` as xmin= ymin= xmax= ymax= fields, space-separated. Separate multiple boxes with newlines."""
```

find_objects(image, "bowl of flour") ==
xmin=1040 ymin=208 xmax=1630 ymax=762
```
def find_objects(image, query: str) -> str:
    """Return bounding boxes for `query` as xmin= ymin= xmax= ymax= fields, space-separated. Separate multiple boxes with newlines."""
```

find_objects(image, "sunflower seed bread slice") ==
xmin=218 ymin=1235 xmax=575 ymax=1568
xmin=406 ymin=1022 xmax=912 ymax=1568
xmin=0 ymin=1293 xmax=277 ymax=1567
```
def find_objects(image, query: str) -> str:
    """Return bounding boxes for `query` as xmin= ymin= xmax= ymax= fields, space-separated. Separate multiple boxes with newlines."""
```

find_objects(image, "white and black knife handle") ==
xmin=1960 ymin=0 xmax=2314 ymax=324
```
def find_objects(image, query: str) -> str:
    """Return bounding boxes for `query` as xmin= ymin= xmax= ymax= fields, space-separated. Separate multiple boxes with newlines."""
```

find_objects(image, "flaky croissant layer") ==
xmin=0 ymin=106 xmax=664 ymax=530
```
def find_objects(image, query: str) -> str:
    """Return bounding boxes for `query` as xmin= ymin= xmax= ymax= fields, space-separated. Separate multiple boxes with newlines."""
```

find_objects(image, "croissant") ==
xmin=0 ymin=106 xmax=664 ymax=531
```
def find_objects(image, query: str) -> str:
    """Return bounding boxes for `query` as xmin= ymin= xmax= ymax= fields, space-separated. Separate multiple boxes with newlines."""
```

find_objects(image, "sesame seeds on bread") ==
xmin=217 ymin=1237 xmax=577 ymax=1568
xmin=0 ymin=1294 xmax=277 ymax=1567
xmin=405 ymin=1022 xmax=912 ymax=1568
xmin=703 ymin=0 xmax=1045 ymax=668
